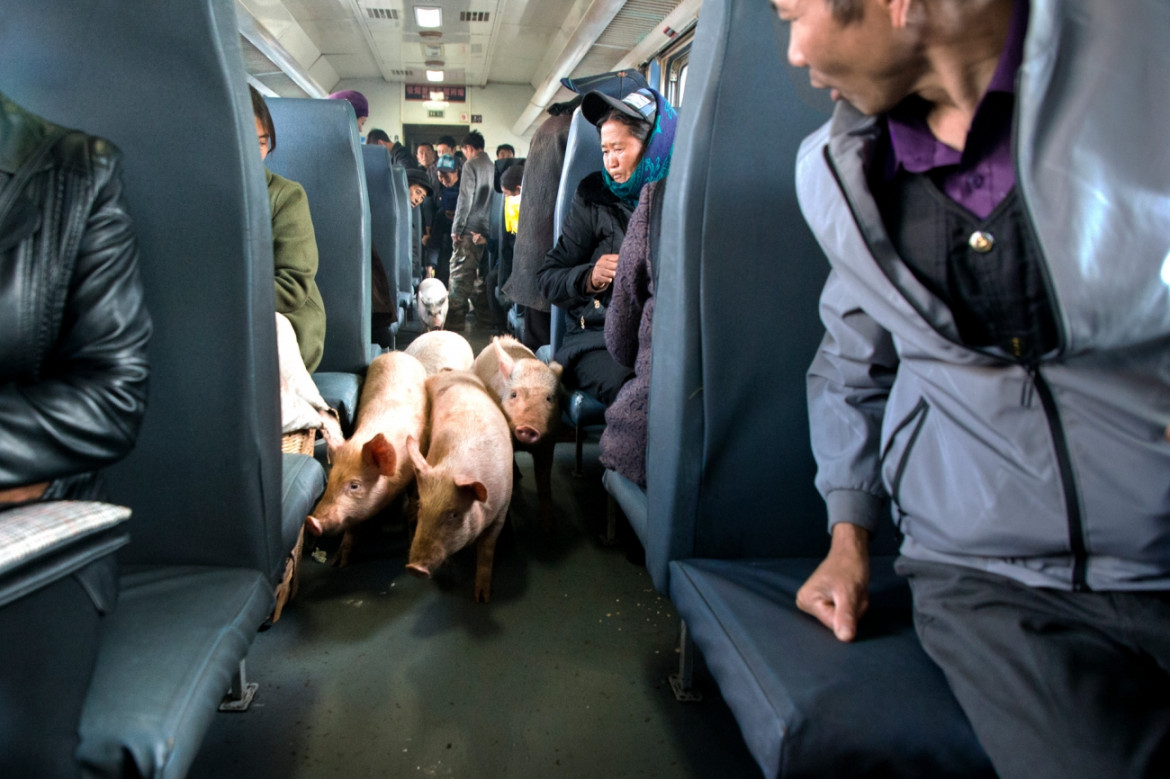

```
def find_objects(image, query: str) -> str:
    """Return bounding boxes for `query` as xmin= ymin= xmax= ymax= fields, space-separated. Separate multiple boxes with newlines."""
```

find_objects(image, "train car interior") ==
xmin=5 ymin=0 xmax=1166 ymax=776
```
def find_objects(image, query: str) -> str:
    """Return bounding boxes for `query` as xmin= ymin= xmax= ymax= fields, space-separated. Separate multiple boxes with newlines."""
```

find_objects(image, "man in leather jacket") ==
xmin=0 ymin=92 xmax=151 ymax=503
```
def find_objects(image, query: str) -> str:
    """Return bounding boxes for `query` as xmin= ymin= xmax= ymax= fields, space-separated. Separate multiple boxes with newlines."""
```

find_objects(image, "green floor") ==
xmin=189 ymin=326 xmax=759 ymax=778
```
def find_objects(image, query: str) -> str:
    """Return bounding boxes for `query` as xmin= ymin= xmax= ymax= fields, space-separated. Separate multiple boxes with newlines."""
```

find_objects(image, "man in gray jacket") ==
xmin=780 ymin=0 xmax=1170 ymax=775
xmin=446 ymin=130 xmax=493 ymax=330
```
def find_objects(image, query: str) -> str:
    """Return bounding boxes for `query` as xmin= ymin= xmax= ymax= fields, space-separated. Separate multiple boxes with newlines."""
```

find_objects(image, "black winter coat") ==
xmin=0 ymin=94 xmax=152 ymax=498
xmin=536 ymin=171 xmax=633 ymax=367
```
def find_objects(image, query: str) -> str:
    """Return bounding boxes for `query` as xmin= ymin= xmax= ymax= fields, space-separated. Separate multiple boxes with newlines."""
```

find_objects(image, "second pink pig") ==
xmin=405 ymin=370 xmax=513 ymax=602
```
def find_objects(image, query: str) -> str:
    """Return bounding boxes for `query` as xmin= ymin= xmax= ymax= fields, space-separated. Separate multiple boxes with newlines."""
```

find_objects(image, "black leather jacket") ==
xmin=0 ymin=93 xmax=151 ymax=496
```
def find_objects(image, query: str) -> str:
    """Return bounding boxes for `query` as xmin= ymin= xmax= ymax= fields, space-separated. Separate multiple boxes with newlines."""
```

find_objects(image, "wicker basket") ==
xmin=281 ymin=428 xmax=317 ymax=456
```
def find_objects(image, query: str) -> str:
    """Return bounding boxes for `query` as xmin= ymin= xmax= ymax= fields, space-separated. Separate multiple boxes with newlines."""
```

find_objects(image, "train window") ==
xmin=654 ymin=26 xmax=696 ymax=107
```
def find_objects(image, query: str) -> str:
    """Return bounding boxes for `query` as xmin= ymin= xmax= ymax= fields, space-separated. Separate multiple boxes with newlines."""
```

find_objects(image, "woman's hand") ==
xmin=0 ymin=482 xmax=50 ymax=503
xmin=589 ymin=253 xmax=620 ymax=291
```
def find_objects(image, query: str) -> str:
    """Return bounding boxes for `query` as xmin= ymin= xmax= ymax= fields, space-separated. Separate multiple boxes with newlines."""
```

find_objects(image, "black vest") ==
xmin=876 ymin=172 xmax=1058 ymax=362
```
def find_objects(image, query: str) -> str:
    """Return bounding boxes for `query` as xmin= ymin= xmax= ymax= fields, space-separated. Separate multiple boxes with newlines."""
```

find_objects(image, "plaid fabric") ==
xmin=0 ymin=501 xmax=131 ymax=575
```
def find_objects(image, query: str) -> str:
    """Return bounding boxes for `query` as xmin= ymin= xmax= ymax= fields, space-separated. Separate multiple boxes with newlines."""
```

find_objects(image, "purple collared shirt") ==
xmin=883 ymin=0 xmax=1028 ymax=219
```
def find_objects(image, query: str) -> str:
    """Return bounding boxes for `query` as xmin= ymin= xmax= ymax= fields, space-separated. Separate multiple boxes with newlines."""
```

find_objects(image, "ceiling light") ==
xmin=414 ymin=6 xmax=442 ymax=28
xmin=426 ymin=70 xmax=444 ymax=82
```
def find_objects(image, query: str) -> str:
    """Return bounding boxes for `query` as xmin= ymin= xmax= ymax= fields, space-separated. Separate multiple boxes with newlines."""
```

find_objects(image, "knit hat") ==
xmin=436 ymin=154 xmax=457 ymax=173
xmin=328 ymin=89 xmax=369 ymax=119
xmin=499 ymin=164 xmax=524 ymax=192
xmin=405 ymin=166 xmax=433 ymax=197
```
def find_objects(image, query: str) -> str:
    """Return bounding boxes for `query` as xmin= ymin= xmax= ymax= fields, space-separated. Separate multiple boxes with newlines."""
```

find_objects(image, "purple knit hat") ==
xmin=328 ymin=89 xmax=369 ymax=119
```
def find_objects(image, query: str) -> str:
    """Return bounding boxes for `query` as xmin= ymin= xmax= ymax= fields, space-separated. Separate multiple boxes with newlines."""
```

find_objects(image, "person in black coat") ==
xmin=536 ymin=86 xmax=678 ymax=405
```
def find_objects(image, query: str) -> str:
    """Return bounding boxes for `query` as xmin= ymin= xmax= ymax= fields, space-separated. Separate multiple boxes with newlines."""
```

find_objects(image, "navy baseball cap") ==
xmin=581 ymin=87 xmax=657 ymax=128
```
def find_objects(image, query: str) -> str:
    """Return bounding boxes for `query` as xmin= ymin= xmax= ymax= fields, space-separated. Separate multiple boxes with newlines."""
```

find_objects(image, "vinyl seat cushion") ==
xmin=668 ymin=555 xmax=994 ymax=778
xmin=78 ymin=565 xmax=273 ymax=779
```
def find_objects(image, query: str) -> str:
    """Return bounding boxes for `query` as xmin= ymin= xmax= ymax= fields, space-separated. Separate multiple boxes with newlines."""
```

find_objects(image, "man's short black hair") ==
xmin=496 ymin=143 xmax=515 ymax=155
xmin=366 ymin=128 xmax=391 ymax=144
xmin=461 ymin=130 xmax=486 ymax=151
xmin=436 ymin=135 xmax=457 ymax=148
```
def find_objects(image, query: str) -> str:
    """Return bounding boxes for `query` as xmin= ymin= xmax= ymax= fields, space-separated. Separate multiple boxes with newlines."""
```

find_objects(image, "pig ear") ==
xmin=496 ymin=340 xmax=515 ymax=378
xmin=405 ymin=435 xmax=430 ymax=476
xmin=362 ymin=433 xmax=398 ymax=476
xmin=455 ymin=478 xmax=488 ymax=503
xmin=548 ymin=361 xmax=564 ymax=380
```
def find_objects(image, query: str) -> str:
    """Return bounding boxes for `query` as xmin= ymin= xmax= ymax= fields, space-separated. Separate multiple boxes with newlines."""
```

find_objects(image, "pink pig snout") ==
xmin=514 ymin=425 xmax=542 ymax=445
xmin=306 ymin=516 xmax=324 ymax=536
xmin=406 ymin=563 xmax=431 ymax=579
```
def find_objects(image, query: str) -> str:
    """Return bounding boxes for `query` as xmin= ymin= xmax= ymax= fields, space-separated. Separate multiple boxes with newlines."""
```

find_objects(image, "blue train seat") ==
xmin=363 ymin=145 xmax=407 ymax=347
xmin=643 ymin=0 xmax=994 ymax=775
xmin=2 ymin=0 xmax=313 ymax=774
xmin=389 ymin=165 xmax=417 ymax=320
xmin=543 ymin=108 xmax=608 ymax=474
xmin=267 ymin=97 xmax=378 ymax=429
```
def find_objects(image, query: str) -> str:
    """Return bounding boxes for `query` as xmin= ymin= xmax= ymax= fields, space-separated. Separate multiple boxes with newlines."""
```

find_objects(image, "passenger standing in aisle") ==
xmin=446 ymin=131 xmax=493 ymax=331
xmin=429 ymin=154 xmax=460 ymax=285
xmin=779 ymin=0 xmax=1170 ymax=776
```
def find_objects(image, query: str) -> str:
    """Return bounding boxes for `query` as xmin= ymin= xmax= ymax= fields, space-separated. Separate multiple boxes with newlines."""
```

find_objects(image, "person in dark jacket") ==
xmin=367 ymin=128 xmax=418 ymax=169
xmin=504 ymin=97 xmax=578 ymax=350
xmin=0 ymin=91 xmax=152 ymax=504
xmin=536 ymin=87 xmax=677 ymax=405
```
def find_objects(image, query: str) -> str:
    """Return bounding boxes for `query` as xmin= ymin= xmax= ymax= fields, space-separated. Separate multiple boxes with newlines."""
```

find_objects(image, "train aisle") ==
xmin=188 ymin=322 xmax=758 ymax=778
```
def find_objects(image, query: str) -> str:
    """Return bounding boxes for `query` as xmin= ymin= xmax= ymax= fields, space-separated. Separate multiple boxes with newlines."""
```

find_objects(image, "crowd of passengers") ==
xmin=4 ymin=0 xmax=1170 ymax=774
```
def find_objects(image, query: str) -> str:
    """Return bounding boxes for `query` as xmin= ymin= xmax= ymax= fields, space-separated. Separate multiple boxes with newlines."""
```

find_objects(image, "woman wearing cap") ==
xmin=536 ymin=87 xmax=678 ymax=407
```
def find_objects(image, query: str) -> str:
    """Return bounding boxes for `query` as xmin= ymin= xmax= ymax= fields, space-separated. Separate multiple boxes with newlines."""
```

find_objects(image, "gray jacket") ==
xmin=452 ymin=150 xmax=494 ymax=237
xmin=798 ymin=0 xmax=1170 ymax=591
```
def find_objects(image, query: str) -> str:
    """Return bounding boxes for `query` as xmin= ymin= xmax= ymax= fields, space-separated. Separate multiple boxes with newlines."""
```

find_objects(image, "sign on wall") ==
xmin=405 ymin=84 xmax=466 ymax=102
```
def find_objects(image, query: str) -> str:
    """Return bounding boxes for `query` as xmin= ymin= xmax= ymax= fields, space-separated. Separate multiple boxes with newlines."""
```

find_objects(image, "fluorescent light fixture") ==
xmin=414 ymin=6 xmax=442 ymax=28
xmin=426 ymin=70 xmax=444 ymax=82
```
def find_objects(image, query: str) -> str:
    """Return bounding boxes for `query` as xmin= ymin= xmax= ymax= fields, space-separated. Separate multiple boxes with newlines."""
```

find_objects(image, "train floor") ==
xmin=187 ymin=320 xmax=760 ymax=779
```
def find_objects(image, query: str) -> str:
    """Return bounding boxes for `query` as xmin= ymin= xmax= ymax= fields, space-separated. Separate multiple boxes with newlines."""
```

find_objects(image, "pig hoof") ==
xmin=406 ymin=563 xmax=431 ymax=579
xmin=475 ymin=587 xmax=491 ymax=603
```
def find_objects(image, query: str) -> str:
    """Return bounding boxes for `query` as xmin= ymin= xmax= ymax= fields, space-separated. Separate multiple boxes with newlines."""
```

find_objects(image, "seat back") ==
xmin=549 ymin=108 xmax=603 ymax=352
xmin=266 ymin=97 xmax=375 ymax=373
xmin=362 ymin=145 xmax=403 ymax=333
xmin=0 ymin=0 xmax=283 ymax=573
xmin=390 ymin=165 xmax=415 ymax=302
xmin=644 ymin=0 xmax=844 ymax=590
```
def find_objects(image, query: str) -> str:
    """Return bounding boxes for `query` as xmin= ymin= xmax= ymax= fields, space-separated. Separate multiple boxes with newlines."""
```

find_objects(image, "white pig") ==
xmin=405 ymin=370 xmax=513 ymax=602
xmin=404 ymin=330 xmax=474 ymax=376
xmin=415 ymin=277 xmax=449 ymax=332
xmin=306 ymin=351 xmax=428 ymax=566
xmin=473 ymin=336 xmax=562 ymax=530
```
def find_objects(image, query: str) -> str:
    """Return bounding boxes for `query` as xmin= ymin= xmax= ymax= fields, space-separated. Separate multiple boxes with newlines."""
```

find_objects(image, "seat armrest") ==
xmin=312 ymin=372 xmax=362 ymax=432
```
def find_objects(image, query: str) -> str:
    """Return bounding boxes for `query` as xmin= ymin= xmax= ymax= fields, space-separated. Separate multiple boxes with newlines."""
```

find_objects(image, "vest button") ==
xmin=968 ymin=230 xmax=995 ymax=253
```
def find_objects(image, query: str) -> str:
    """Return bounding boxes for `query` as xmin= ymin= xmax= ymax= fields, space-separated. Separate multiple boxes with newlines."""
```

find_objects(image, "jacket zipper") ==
xmin=823 ymin=143 xmax=1086 ymax=589
xmin=1027 ymin=364 xmax=1088 ymax=590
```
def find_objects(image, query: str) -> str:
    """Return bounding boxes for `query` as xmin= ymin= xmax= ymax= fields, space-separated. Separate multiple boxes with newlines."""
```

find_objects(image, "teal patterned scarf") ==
xmin=603 ymin=89 xmax=678 ymax=208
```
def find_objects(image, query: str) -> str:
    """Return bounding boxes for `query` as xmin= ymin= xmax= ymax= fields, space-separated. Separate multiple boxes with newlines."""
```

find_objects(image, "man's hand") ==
xmin=796 ymin=522 xmax=871 ymax=642
xmin=471 ymin=232 xmax=487 ymax=246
